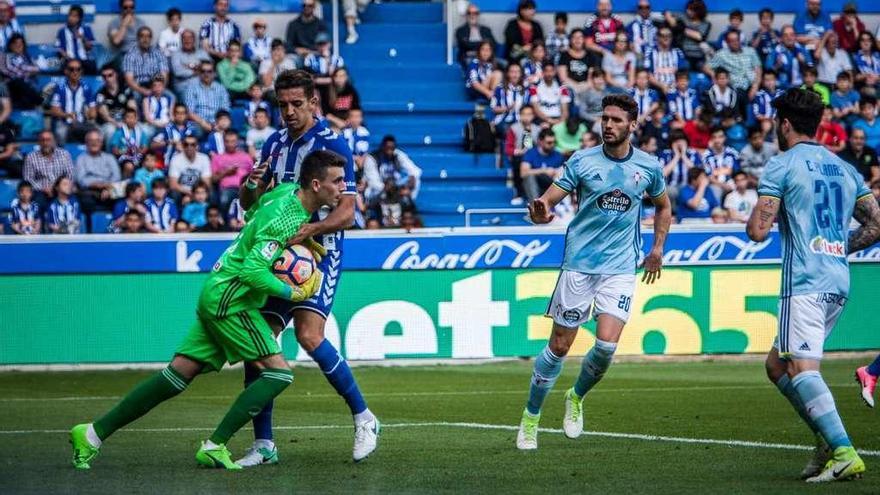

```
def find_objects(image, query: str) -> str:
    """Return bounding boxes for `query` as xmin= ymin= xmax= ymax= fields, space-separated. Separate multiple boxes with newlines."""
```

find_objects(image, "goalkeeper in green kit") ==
xmin=69 ymin=150 xmax=347 ymax=470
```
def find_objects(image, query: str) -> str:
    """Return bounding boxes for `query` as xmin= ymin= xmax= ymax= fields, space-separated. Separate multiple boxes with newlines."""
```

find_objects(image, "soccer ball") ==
xmin=272 ymin=245 xmax=316 ymax=286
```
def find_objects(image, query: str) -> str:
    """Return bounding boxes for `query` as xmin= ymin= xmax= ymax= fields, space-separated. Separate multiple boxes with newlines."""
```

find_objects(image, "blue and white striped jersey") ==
xmin=203 ymin=130 xmax=225 ymax=156
xmin=46 ymin=197 xmax=81 ymax=233
xmin=765 ymin=43 xmax=813 ymax=88
xmin=466 ymin=59 xmax=494 ymax=88
xmin=628 ymin=87 xmax=660 ymax=121
xmin=0 ymin=19 xmax=24 ymax=51
xmin=245 ymin=36 xmax=271 ymax=63
xmin=751 ymin=88 xmax=783 ymax=119
xmin=490 ymin=83 xmax=530 ymax=125
xmin=50 ymin=81 xmax=96 ymax=122
xmin=627 ymin=17 xmax=657 ymax=55
xmin=146 ymin=93 xmax=174 ymax=123
xmin=10 ymin=198 xmax=40 ymax=234
xmin=342 ymin=125 xmax=371 ymax=156
xmin=702 ymin=146 xmax=740 ymax=183
xmin=666 ymin=88 xmax=700 ymax=121
xmin=658 ymin=148 xmax=702 ymax=187
xmin=199 ymin=16 xmax=241 ymax=54
xmin=153 ymin=122 xmax=198 ymax=164
xmin=145 ymin=197 xmax=179 ymax=232
xmin=643 ymin=47 xmax=687 ymax=88
xmin=56 ymin=24 xmax=94 ymax=61
xmin=304 ymin=53 xmax=344 ymax=78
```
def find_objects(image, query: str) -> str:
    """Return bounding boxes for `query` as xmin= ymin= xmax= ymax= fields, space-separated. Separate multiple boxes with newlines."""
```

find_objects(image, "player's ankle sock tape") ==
xmin=774 ymin=374 xmax=819 ymax=435
xmin=868 ymin=355 xmax=880 ymax=377
xmin=210 ymin=368 xmax=292 ymax=445
xmin=244 ymin=363 xmax=275 ymax=441
xmin=573 ymin=339 xmax=617 ymax=398
xmin=526 ymin=346 xmax=563 ymax=415
xmin=792 ymin=370 xmax=852 ymax=449
xmin=309 ymin=339 xmax=367 ymax=415
xmin=93 ymin=366 xmax=190 ymax=440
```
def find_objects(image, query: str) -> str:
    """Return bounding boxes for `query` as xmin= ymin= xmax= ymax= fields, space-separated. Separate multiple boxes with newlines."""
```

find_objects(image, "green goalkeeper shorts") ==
xmin=175 ymin=309 xmax=280 ymax=372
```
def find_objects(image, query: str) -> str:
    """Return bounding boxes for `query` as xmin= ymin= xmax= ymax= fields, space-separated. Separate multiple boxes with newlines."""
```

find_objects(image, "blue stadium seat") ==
xmin=64 ymin=143 xmax=86 ymax=161
xmin=15 ymin=0 xmax=95 ymax=24
xmin=77 ymin=213 xmax=87 ymax=234
xmin=0 ymin=211 xmax=10 ymax=234
xmin=90 ymin=212 xmax=112 ymax=233
xmin=230 ymin=106 xmax=247 ymax=134
xmin=0 ymin=179 xmax=20 ymax=211
xmin=11 ymin=111 xmax=44 ymax=141
xmin=27 ymin=44 xmax=62 ymax=74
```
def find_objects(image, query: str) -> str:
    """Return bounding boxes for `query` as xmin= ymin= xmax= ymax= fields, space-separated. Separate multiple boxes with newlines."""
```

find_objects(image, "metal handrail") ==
xmin=464 ymin=208 xmax=529 ymax=227
xmin=445 ymin=0 xmax=454 ymax=65
xmin=331 ymin=0 xmax=339 ymax=58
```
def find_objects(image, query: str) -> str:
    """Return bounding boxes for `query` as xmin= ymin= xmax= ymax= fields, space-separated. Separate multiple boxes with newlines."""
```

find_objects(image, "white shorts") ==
xmin=774 ymin=293 xmax=847 ymax=361
xmin=545 ymin=271 xmax=636 ymax=328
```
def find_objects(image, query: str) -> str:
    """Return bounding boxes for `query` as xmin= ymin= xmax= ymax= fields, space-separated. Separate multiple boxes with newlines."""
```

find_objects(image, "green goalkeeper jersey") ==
xmin=198 ymin=183 xmax=310 ymax=318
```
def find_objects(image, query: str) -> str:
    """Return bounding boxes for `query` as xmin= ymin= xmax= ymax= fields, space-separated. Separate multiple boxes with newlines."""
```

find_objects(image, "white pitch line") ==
xmin=1 ymin=421 xmax=878 ymax=458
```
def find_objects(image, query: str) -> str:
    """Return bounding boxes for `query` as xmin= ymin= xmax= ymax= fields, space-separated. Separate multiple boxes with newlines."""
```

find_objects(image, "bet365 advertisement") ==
xmin=1 ymin=264 xmax=878 ymax=364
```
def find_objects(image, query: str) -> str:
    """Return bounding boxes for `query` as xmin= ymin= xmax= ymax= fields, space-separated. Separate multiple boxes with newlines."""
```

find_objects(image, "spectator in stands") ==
xmin=704 ymin=68 xmax=743 ymax=124
xmin=196 ymin=205 xmax=229 ymax=232
xmin=503 ymin=0 xmax=544 ymax=64
xmin=200 ymin=0 xmax=240 ymax=61
xmin=640 ymin=104 xmax=670 ymax=149
xmin=245 ymin=18 xmax=271 ymax=65
xmin=579 ymin=68 xmax=612 ymax=125
xmin=50 ymin=58 xmax=97 ymax=144
xmin=365 ymin=135 xmax=422 ymax=200
xmin=630 ymin=68 xmax=660 ymax=125
xmin=142 ymin=75 xmax=174 ymax=131
xmin=133 ymin=152 xmax=164 ymax=195
xmin=322 ymin=67 xmax=360 ymax=129
xmin=582 ymin=0 xmax=623 ymax=56
xmin=45 ymin=176 xmax=81 ymax=234
xmin=545 ymin=12 xmax=569 ymax=62
xmin=627 ymin=0 xmax=661 ymax=56
xmin=342 ymin=109 xmax=369 ymax=171
xmin=343 ymin=0 xmax=371 ymax=44
xmin=111 ymin=181 xmax=146 ymax=230
xmin=683 ymin=109 xmax=713 ymax=150
xmin=521 ymin=43 xmax=545 ymax=88
xmin=639 ymin=135 xmax=658 ymax=154
xmin=677 ymin=167 xmax=718 ymax=222
xmin=182 ymin=182 xmax=209 ymax=228
xmin=168 ymin=135 xmax=211 ymax=199
xmin=644 ymin=26 xmax=687 ymax=94
xmin=831 ymin=72 xmax=860 ymax=126
xmin=702 ymin=126 xmax=739 ymax=195
xmin=175 ymin=219 xmax=191 ymax=232
xmin=10 ymin=181 xmax=40 ymax=235
xmin=667 ymin=70 xmax=701 ymax=127
xmin=170 ymin=29 xmax=207 ymax=90
xmin=801 ymin=66 xmax=829 ymax=105
xmin=119 ymin=210 xmax=146 ymax=233
xmin=659 ymin=130 xmax=699 ymax=201
xmin=505 ymin=105 xmax=541 ymax=204
xmin=738 ymin=126 xmax=776 ymax=179
xmin=710 ymin=207 xmax=729 ymax=223
xmin=815 ymin=105 xmax=846 ymax=153
xmin=491 ymin=62 xmax=528 ymax=134
xmin=553 ymin=115 xmax=586 ymax=157
xmin=158 ymin=8 xmax=182 ymax=57
xmin=151 ymin=102 xmax=197 ymax=166
xmin=714 ymin=9 xmax=745 ymax=51
xmin=0 ymin=117 xmax=19 ymax=177
xmin=211 ymin=130 xmax=251 ymax=209
xmin=260 ymin=39 xmax=298 ymax=91
xmin=751 ymin=70 xmax=781 ymax=135
xmin=832 ymin=2 xmax=865 ymax=53
xmin=369 ymin=179 xmax=412 ymax=228
xmin=853 ymin=32 xmax=880 ymax=95
xmin=667 ymin=0 xmax=711 ymax=71
xmin=520 ymin=128 xmax=563 ymax=201
xmin=466 ymin=41 xmax=502 ymax=101
xmin=184 ymin=60 xmax=230 ymax=133
xmin=246 ymin=107 xmax=276 ymax=160
xmin=305 ymin=32 xmax=344 ymax=104
xmin=455 ymin=3 xmax=497 ymax=69
xmin=793 ymin=0 xmax=832 ymax=50
xmin=56 ymin=4 xmax=96 ymax=75
xmin=245 ymin=83 xmax=270 ymax=128
xmin=705 ymin=29 xmax=762 ymax=99
xmin=123 ymin=26 xmax=169 ymax=99
xmin=0 ymin=33 xmax=40 ymax=109
xmin=75 ymin=129 xmax=119 ymax=213
xmin=95 ymin=65 xmax=134 ymax=140
xmin=750 ymin=8 xmax=780 ymax=63
xmin=853 ymin=95 xmax=880 ymax=150
xmin=766 ymin=25 xmax=813 ymax=89
xmin=840 ymin=128 xmax=879 ymax=183
xmin=144 ymin=177 xmax=177 ymax=233
xmin=814 ymin=31 xmax=852 ymax=87
xmin=286 ymin=0 xmax=328 ymax=57
xmin=557 ymin=29 xmax=591 ymax=97
xmin=723 ymin=171 xmax=756 ymax=223
xmin=203 ymin=110 xmax=230 ymax=156
xmin=0 ymin=0 xmax=24 ymax=52
xmin=529 ymin=62 xmax=570 ymax=127
xmin=217 ymin=39 xmax=256 ymax=100
xmin=107 ymin=0 xmax=146 ymax=58
xmin=109 ymin=108 xmax=147 ymax=163
xmin=601 ymin=31 xmax=636 ymax=91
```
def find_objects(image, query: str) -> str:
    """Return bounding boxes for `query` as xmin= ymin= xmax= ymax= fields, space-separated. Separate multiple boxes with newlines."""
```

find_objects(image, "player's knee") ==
xmin=764 ymin=352 xmax=786 ymax=383
xmin=295 ymin=325 xmax=325 ymax=353
xmin=548 ymin=339 xmax=572 ymax=357
xmin=170 ymin=355 xmax=203 ymax=381
xmin=258 ymin=353 xmax=289 ymax=371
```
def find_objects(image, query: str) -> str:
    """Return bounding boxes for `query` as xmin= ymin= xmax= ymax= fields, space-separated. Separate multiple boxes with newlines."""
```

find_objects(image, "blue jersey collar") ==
xmin=602 ymin=144 xmax=634 ymax=163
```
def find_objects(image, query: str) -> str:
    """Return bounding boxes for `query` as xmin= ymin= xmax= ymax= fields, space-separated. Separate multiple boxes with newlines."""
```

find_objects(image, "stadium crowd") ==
xmin=457 ymin=0 xmax=880 ymax=224
xmin=1 ymin=0 xmax=423 ymax=234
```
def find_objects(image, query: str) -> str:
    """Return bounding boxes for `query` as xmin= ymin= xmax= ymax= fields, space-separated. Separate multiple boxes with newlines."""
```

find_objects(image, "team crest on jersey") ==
xmin=632 ymin=171 xmax=642 ymax=185
xmin=261 ymin=241 xmax=280 ymax=260
xmin=562 ymin=309 xmax=582 ymax=324
xmin=596 ymin=189 xmax=633 ymax=215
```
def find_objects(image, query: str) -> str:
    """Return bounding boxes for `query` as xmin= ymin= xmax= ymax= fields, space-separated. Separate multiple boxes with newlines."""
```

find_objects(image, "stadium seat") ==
xmin=90 ymin=212 xmax=112 ymax=233
xmin=27 ymin=44 xmax=62 ymax=74
xmin=11 ymin=111 xmax=44 ymax=141
xmin=64 ymin=143 xmax=87 ymax=161
xmin=0 ymin=179 xmax=20 ymax=211
xmin=0 ymin=211 xmax=10 ymax=234
xmin=77 ymin=213 xmax=87 ymax=234
xmin=230 ymin=106 xmax=247 ymax=134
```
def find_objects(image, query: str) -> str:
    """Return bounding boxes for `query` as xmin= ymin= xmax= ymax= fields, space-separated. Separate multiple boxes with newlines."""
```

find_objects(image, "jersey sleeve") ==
xmin=647 ymin=162 xmax=667 ymax=199
xmin=554 ymin=156 xmax=580 ymax=193
xmin=757 ymin=156 xmax=786 ymax=199
xmin=238 ymin=206 xmax=308 ymax=300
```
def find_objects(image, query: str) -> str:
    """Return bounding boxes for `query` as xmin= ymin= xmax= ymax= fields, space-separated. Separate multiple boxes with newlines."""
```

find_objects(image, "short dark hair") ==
xmin=747 ymin=126 xmax=763 ymax=138
xmin=215 ymin=109 xmax=231 ymax=120
xmin=862 ymin=95 xmax=878 ymax=107
xmin=715 ymin=67 xmax=729 ymax=78
xmin=274 ymin=69 xmax=316 ymax=98
xmin=675 ymin=69 xmax=689 ymax=81
xmin=802 ymin=66 xmax=818 ymax=77
xmin=710 ymin=125 xmax=725 ymax=136
xmin=228 ymin=39 xmax=241 ymax=49
xmin=763 ymin=69 xmax=777 ymax=78
xmin=152 ymin=177 xmax=168 ymax=189
xmin=69 ymin=4 xmax=84 ymax=18
xmin=270 ymin=38 xmax=285 ymax=50
xmin=125 ymin=181 xmax=142 ymax=197
xmin=298 ymin=150 xmax=346 ymax=188
xmin=836 ymin=71 xmax=852 ymax=82
xmin=687 ymin=167 xmax=705 ymax=183
xmin=166 ymin=7 xmax=181 ymax=19
xmin=516 ymin=0 xmax=536 ymax=16
xmin=772 ymin=88 xmax=824 ymax=136
xmin=729 ymin=9 xmax=743 ymax=20
xmin=538 ymin=128 xmax=555 ymax=141
xmin=732 ymin=170 xmax=747 ymax=180
xmin=174 ymin=102 xmax=187 ymax=112
xmin=759 ymin=7 xmax=774 ymax=18
xmin=123 ymin=107 xmax=137 ymax=117
xmin=125 ymin=210 xmax=143 ymax=220
xmin=17 ymin=181 xmax=33 ymax=192
xmin=591 ymin=68 xmax=605 ymax=78
xmin=669 ymin=129 xmax=688 ymax=144
xmin=725 ymin=29 xmax=741 ymax=41
xmin=602 ymin=94 xmax=639 ymax=122
xmin=554 ymin=12 xmax=567 ymax=23
xmin=254 ymin=107 xmax=270 ymax=117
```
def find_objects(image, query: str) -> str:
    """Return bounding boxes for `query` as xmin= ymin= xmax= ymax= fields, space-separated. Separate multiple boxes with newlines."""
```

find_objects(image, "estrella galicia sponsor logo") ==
xmin=596 ymin=189 xmax=632 ymax=215
xmin=562 ymin=309 xmax=582 ymax=324
xmin=809 ymin=236 xmax=846 ymax=258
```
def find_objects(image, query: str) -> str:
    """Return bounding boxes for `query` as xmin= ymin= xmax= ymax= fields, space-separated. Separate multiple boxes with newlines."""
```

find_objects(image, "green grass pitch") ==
xmin=1 ymin=358 xmax=878 ymax=494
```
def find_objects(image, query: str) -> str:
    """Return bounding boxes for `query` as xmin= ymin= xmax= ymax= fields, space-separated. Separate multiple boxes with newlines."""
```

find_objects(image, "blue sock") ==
xmin=792 ymin=370 xmax=852 ymax=449
xmin=774 ymin=374 xmax=818 ymax=435
xmin=867 ymin=354 xmax=880 ymax=377
xmin=573 ymin=339 xmax=617 ymax=398
xmin=526 ymin=346 xmax=564 ymax=415
xmin=244 ymin=362 xmax=274 ymax=441
xmin=309 ymin=339 xmax=367 ymax=415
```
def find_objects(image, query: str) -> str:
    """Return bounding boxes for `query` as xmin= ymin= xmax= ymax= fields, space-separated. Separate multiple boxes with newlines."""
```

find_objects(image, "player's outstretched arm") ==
xmin=848 ymin=196 xmax=880 ymax=254
xmin=528 ymin=184 xmax=569 ymax=224
xmin=746 ymin=196 xmax=780 ymax=242
xmin=643 ymin=192 xmax=672 ymax=284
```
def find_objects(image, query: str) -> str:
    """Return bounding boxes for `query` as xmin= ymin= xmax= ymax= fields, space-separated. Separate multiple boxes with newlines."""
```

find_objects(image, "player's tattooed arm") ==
xmin=746 ymin=196 xmax=780 ymax=242
xmin=848 ymin=196 xmax=880 ymax=254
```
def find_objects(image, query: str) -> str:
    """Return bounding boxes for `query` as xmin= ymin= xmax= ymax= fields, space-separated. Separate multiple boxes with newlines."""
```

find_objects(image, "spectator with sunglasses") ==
xmin=122 ymin=26 xmax=168 ymax=98
xmin=455 ymin=3 xmax=497 ymax=69
xmin=184 ymin=59 xmax=230 ymax=133
xmin=168 ymin=135 xmax=211 ymax=199
xmin=49 ymin=58 xmax=97 ymax=144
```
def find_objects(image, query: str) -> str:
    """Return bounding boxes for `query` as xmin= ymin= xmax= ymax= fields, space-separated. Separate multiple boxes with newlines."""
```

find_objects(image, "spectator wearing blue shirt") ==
xmin=830 ymin=72 xmax=860 ymax=127
xmin=199 ymin=0 xmax=240 ymax=60
xmin=521 ymin=128 xmax=564 ymax=201
xmin=341 ymin=108 xmax=370 ymax=172
xmin=181 ymin=182 xmax=209 ymax=228
xmin=659 ymin=130 xmax=700 ymax=202
xmin=150 ymin=103 xmax=197 ymax=166
xmin=366 ymin=135 xmax=422 ymax=200
xmin=466 ymin=41 xmax=502 ymax=101
xmin=45 ymin=176 xmax=81 ymax=234
xmin=667 ymin=70 xmax=701 ymax=125
xmin=793 ymin=0 xmax=832 ymax=49
xmin=110 ymin=108 xmax=148 ymax=164
xmin=766 ymin=25 xmax=813 ymax=89
xmin=245 ymin=19 xmax=271 ymax=65
xmin=141 ymin=75 xmax=174 ymax=131
xmin=133 ymin=152 xmax=165 ymax=195
xmin=184 ymin=60 xmax=230 ymax=134
xmin=853 ymin=32 xmax=880 ymax=95
xmin=751 ymin=70 xmax=782 ymax=135
xmin=49 ymin=59 xmax=97 ymax=144
xmin=677 ymin=167 xmax=718 ymax=222
xmin=10 ymin=181 xmax=41 ymax=235
xmin=714 ymin=10 xmax=745 ymax=50
xmin=111 ymin=181 xmax=146 ymax=232
xmin=0 ymin=0 xmax=24 ymax=52
xmin=122 ymin=26 xmax=169 ymax=99
xmin=627 ymin=0 xmax=661 ymax=56
xmin=643 ymin=26 xmax=687 ymax=94
xmin=491 ymin=63 xmax=530 ymax=130
xmin=750 ymin=8 xmax=781 ymax=63
xmin=853 ymin=96 xmax=880 ymax=150
xmin=702 ymin=126 xmax=740 ymax=196
xmin=55 ymin=5 xmax=96 ymax=74
xmin=630 ymin=69 xmax=660 ymax=125
xmin=144 ymin=178 xmax=178 ymax=233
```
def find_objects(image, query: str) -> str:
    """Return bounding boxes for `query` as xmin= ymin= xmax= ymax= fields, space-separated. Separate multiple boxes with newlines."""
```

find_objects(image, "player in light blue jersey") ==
xmin=235 ymin=70 xmax=378 ymax=465
xmin=516 ymin=94 xmax=672 ymax=450
xmin=747 ymin=88 xmax=880 ymax=483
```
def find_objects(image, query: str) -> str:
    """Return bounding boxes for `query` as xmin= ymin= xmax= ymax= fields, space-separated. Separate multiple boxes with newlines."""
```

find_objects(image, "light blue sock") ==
xmin=573 ymin=339 xmax=617 ymax=398
xmin=774 ymin=374 xmax=818 ymax=435
xmin=792 ymin=371 xmax=852 ymax=449
xmin=526 ymin=347 xmax=564 ymax=415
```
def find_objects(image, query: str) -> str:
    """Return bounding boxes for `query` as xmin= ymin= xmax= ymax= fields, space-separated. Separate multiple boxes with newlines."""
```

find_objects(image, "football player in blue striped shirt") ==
xmin=748 ymin=88 xmax=880 ymax=483
xmin=667 ymin=70 xmax=701 ymax=126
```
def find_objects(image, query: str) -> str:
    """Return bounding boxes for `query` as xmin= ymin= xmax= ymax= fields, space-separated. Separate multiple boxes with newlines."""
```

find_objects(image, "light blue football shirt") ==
xmin=758 ymin=142 xmax=872 ymax=297
xmin=554 ymin=145 xmax=666 ymax=275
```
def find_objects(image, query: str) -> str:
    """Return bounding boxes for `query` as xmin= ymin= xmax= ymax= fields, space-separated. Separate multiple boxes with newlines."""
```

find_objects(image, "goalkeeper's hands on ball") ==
xmin=288 ymin=269 xmax=323 ymax=302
